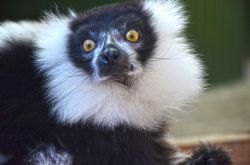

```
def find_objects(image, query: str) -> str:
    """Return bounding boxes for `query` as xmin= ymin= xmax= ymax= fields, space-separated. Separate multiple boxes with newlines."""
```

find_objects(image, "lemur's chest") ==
xmin=54 ymin=124 xmax=171 ymax=165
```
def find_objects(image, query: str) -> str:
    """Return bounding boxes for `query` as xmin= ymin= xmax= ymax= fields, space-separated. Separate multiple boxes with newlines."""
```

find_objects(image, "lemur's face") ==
xmin=68 ymin=4 xmax=156 ymax=85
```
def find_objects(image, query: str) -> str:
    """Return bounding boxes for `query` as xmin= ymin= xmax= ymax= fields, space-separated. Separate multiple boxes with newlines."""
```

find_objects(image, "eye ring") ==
xmin=83 ymin=39 xmax=96 ymax=52
xmin=126 ymin=29 xmax=140 ymax=43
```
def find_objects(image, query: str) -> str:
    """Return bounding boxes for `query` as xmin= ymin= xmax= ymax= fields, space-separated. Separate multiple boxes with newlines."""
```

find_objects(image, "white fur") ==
xmin=0 ymin=21 xmax=45 ymax=49
xmin=26 ymin=145 xmax=72 ymax=165
xmin=35 ymin=0 xmax=204 ymax=130
xmin=169 ymin=152 xmax=190 ymax=165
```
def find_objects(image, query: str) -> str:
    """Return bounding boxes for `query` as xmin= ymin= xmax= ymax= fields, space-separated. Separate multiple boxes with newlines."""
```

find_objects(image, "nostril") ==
xmin=105 ymin=48 xmax=119 ymax=60
xmin=100 ymin=54 xmax=109 ymax=64
xmin=113 ymin=52 xmax=119 ymax=60
xmin=108 ymin=49 xmax=119 ymax=61
xmin=103 ymin=55 xmax=109 ymax=63
xmin=100 ymin=46 xmax=121 ymax=65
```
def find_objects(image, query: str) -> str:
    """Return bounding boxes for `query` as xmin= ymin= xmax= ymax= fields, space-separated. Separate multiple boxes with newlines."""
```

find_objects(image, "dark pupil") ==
xmin=87 ymin=43 xmax=92 ymax=49
xmin=130 ymin=34 xmax=135 ymax=39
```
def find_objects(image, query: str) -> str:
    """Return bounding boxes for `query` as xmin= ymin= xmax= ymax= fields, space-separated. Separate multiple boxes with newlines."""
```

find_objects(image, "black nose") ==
xmin=100 ymin=46 xmax=120 ymax=65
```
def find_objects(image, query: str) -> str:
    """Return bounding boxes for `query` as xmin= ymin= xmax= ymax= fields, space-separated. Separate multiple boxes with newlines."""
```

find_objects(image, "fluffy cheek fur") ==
xmin=36 ymin=0 xmax=204 ymax=130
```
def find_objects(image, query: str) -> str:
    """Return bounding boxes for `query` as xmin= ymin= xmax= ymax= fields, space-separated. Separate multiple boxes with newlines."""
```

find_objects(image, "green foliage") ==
xmin=185 ymin=0 xmax=247 ymax=84
xmin=0 ymin=0 xmax=125 ymax=20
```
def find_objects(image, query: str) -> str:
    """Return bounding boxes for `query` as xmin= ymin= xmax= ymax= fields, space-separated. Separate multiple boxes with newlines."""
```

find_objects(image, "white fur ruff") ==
xmin=0 ymin=0 xmax=204 ymax=130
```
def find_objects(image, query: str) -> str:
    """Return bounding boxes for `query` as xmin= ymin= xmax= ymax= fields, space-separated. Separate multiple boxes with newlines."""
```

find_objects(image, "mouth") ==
xmin=98 ymin=64 xmax=137 ymax=86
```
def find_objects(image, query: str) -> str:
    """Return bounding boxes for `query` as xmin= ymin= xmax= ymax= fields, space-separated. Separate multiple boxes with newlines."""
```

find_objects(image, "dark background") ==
xmin=0 ymin=0 xmax=249 ymax=85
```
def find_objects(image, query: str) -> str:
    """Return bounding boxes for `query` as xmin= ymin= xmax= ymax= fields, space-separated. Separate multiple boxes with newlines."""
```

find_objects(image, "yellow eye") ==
xmin=83 ymin=39 xmax=95 ymax=52
xmin=126 ymin=29 xmax=140 ymax=42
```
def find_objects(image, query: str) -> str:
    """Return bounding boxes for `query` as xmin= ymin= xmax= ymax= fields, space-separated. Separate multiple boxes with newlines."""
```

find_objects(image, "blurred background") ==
xmin=0 ymin=0 xmax=249 ymax=164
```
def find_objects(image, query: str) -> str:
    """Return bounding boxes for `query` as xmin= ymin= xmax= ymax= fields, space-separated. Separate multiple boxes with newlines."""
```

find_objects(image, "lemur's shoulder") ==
xmin=0 ymin=21 xmax=46 ymax=101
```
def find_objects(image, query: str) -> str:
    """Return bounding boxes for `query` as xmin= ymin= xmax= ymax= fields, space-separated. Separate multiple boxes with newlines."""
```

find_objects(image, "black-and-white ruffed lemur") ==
xmin=0 ymin=0 xmax=232 ymax=164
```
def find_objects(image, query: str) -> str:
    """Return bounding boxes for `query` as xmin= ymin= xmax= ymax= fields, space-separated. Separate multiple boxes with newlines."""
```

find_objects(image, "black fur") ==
xmin=183 ymin=144 xmax=232 ymax=165
xmin=0 ymin=39 xmax=54 ymax=164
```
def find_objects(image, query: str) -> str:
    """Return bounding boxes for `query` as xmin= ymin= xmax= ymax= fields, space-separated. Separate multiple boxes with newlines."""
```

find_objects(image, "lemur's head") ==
xmin=37 ymin=0 xmax=204 ymax=129
xmin=67 ymin=2 xmax=156 ymax=86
